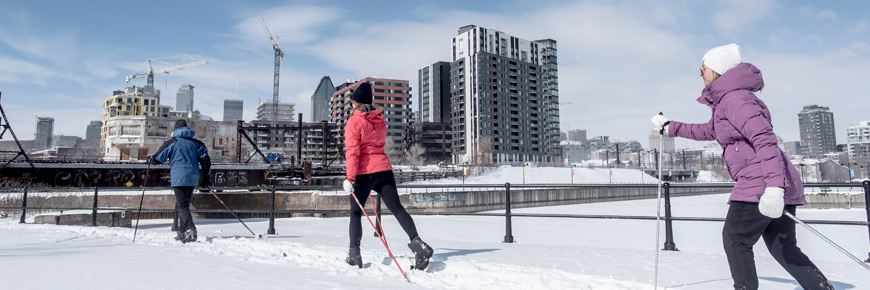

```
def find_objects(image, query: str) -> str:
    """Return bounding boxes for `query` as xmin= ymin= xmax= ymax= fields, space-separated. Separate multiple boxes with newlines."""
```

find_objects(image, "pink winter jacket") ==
xmin=344 ymin=107 xmax=393 ymax=183
xmin=668 ymin=63 xmax=806 ymax=205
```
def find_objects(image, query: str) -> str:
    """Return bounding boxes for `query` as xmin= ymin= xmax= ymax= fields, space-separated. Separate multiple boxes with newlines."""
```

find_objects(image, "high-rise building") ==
xmin=330 ymin=78 xmax=412 ymax=159
xmin=34 ymin=117 xmax=54 ymax=150
xmin=85 ymin=121 xmax=102 ymax=142
xmin=223 ymin=99 xmax=244 ymax=122
xmin=176 ymin=84 xmax=195 ymax=112
xmin=798 ymin=105 xmax=836 ymax=158
xmin=310 ymin=76 xmax=335 ymax=122
xmin=649 ymin=129 xmax=675 ymax=153
xmin=847 ymin=121 xmax=870 ymax=161
xmin=450 ymin=25 xmax=561 ymax=164
xmin=418 ymin=61 xmax=451 ymax=123
xmin=256 ymin=100 xmax=295 ymax=122
xmin=101 ymin=86 xmax=172 ymax=155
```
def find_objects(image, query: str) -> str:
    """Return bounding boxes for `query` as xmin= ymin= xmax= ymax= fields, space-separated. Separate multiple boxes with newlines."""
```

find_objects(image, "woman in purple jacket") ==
xmin=651 ymin=44 xmax=833 ymax=290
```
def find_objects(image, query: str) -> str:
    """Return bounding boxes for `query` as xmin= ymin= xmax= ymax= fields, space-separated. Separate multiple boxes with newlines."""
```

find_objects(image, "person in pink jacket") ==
xmin=342 ymin=82 xmax=434 ymax=270
xmin=651 ymin=44 xmax=833 ymax=290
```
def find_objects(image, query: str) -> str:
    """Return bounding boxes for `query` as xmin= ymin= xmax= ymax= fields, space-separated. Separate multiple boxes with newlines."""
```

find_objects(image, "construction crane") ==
xmin=257 ymin=12 xmax=284 ymax=121
xmin=125 ymin=56 xmax=209 ymax=87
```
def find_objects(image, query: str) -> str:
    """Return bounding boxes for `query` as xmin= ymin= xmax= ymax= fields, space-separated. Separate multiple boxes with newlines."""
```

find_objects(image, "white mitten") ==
xmin=758 ymin=187 xmax=785 ymax=218
xmin=650 ymin=114 xmax=670 ymax=134
xmin=343 ymin=179 xmax=355 ymax=194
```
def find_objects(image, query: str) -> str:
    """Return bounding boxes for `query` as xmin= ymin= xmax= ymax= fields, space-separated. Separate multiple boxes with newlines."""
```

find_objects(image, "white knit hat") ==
xmin=702 ymin=43 xmax=742 ymax=75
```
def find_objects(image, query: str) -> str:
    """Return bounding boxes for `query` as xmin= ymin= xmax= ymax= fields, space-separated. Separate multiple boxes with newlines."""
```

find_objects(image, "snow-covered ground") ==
xmin=2 ymin=193 xmax=868 ymax=290
xmin=405 ymin=165 xmax=729 ymax=185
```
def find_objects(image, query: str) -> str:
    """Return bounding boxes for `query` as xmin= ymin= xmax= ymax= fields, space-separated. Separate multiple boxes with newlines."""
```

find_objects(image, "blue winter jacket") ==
xmin=149 ymin=126 xmax=211 ymax=187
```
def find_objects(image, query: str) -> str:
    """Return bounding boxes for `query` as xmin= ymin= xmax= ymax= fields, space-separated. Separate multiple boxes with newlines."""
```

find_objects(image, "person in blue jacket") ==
xmin=148 ymin=120 xmax=211 ymax=243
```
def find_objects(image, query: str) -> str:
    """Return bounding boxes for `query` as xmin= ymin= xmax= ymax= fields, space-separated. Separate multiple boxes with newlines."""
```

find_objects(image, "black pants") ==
xmin=723 ymin=201 xmax=833 ymax=290
xmin=349 ymin=170 xmax=418 ymax=248
xmin=173 ymin=186 xmax=196 ymax=233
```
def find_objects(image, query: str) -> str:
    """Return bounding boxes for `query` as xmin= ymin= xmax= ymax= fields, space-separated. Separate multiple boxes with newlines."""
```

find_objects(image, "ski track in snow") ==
xmin=0 ymin=220 xmax=653 ymax=290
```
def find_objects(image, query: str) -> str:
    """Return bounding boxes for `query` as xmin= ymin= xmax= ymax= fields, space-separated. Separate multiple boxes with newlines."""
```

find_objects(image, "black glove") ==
xmin=146 ymin=155 xmax=154 ymax=164
xmin=199 ymin=175 xmax=211 ymax=188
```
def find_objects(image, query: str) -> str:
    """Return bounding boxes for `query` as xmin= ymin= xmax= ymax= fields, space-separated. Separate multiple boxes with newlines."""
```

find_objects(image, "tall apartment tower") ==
xmin=330 ymin=78 xmax=412 ymax=158
xmin=847 ymin=121 xmax=870 ymax=161
xmin=310 ymin=76 xmax=335 ymax=122
xmin=418 ymin=61 xmax=452 ymax=123
xmin=34 ymin=117 xmax=54 ymax=150
xmin=798 ymin=105 xmax=836 ymax=158
xmin=255 ymin=100 xmax=295 ymax=122
xmin=223 ymin=99 xmax=244 ymax=122
xmin=176 ymin=84 xmax=195 ymax=112
xmin=450 ymin=25 xmax=561 ymax=164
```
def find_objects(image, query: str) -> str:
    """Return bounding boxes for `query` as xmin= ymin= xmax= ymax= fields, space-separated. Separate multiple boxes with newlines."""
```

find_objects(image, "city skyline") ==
xmin=1 ymin=1 xmax=868 ymax=151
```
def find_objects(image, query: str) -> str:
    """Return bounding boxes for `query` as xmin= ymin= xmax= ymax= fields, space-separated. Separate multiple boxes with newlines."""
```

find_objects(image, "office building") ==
xmin=176 ymin=84 xmax=195 ymax=112
xmin=310 ymin=76 xmax=335 ymax=122
xmin=223 ymin=99 xmax=244 ymax=122
xmin=34 ymin=117 xmax=54 ymax=151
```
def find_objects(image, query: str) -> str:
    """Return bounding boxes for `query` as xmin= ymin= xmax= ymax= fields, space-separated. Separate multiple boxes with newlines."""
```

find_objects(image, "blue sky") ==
xmin=1 ymin=0 xmax=868 ymax=150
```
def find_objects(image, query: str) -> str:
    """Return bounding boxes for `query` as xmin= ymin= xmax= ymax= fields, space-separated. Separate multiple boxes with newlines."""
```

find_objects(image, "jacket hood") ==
xmin=173 ymin=126 xmax=195 ymax=139
xmin=697 ymin=63 xmax=764 ymax=107
xmin=353 ymin=106 xmax=384 ymax=123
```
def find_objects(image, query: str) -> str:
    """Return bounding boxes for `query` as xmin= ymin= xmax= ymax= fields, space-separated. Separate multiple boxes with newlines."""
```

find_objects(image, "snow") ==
xmin=2 ymin=192 xmax=868 ymax=290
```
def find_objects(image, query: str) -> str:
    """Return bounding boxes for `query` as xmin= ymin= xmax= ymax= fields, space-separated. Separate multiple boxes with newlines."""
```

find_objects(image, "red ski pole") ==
xmin=350 ymin=190 xmax=410 ymax=283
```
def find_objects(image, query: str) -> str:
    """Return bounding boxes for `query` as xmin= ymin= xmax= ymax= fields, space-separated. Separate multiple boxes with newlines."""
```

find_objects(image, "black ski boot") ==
xmin=408 ymin=237 xmax=433 ymax=270
xmin=181 ymin=227 xmax=197 ymax=243
xmin=346 ymin=247 xmax=363 ymax=268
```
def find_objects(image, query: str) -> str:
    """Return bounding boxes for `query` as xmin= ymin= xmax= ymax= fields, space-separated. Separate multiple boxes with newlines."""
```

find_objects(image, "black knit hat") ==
xmin=174 ymin=119 xmax=188 ymax=129
xmin=350 ymin=83 xmax=373 ymax=104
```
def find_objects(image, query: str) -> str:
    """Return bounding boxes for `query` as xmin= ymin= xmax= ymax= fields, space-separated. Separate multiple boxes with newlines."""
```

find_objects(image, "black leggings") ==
xmin=348 ymin=170 xmax=418 ymax=248
xmin=722 ymin=201 xmax=833 ymax=290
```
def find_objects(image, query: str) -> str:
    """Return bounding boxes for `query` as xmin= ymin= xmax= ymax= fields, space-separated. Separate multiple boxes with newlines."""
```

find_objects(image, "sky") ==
xmin=1 ymin=0 xmax=868 ymax=150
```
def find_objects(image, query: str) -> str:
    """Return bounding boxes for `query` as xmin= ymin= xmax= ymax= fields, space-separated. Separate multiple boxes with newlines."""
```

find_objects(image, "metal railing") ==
xmin=2 ymin=181 xmax=868 ymax=263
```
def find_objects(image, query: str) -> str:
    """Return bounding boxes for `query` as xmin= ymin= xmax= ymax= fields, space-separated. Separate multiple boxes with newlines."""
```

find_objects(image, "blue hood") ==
xmin=173 ymin=127 xmax=195 ymax=139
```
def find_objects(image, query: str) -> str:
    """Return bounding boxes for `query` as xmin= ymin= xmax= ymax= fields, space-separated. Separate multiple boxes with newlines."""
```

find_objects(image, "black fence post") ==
xmin=91 ymin=187 xmax=99 ymax=227
xmin=374 ymin=194 xmax=383 ymax=237
xmin=268 ymin=183 xmax=276 ymax=235
xmin=863 ymin=180 xmax=870 ymax=263
xmin=504 ymin=182 xmax=514 ymax=243
xmin=19 ymin=187 xmax=28 ymax=224
xmin=663 ymin=182 xmax=678 ymax=251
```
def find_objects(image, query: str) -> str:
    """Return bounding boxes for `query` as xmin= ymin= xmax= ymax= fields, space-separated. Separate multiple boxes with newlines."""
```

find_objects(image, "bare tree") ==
xmin=384 ymin=138 xmax=400 ymax=162
xmin=405 ymin=144 xmax=426 ymax=169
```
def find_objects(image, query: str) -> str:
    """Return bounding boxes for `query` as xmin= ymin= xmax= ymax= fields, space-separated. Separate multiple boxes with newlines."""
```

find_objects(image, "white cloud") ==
xmin=712 ymin=0 xmax=778 ymax=35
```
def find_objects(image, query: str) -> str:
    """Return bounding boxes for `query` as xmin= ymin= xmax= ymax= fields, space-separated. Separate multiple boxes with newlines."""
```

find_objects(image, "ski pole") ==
xmin=784 ymin=212 xmax=870 ymax=271
xmin=350 ymin=189 xmax=410 ymax=283
xmin=654 ymin=112 xmax=665 ymax=289
xmin=206 ymin=186 xmax=258 ymax=238
xmin=132 ymin=162 xmax=151 ymax=243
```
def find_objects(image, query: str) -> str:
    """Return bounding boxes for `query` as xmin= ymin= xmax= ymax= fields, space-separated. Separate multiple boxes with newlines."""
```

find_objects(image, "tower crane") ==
xmin=257 ymin=13 xmax=284 ymax=121
xmin=125 ymin=56 xmax=209 ymax=87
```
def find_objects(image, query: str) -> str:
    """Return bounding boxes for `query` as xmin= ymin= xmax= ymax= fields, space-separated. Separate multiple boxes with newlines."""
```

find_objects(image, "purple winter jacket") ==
xmin=668 ymin=63 xmax=806 ymax=205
